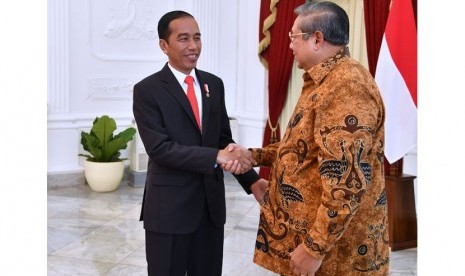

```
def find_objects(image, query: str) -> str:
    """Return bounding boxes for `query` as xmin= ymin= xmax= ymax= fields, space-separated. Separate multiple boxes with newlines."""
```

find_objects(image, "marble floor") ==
xmin=48 ymin=173 xmax=417 ymax=275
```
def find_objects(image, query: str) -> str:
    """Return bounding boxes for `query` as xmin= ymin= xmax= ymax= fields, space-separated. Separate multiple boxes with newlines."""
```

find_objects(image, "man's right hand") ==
xmin=216 ymin=143 xmax=256 ymax=174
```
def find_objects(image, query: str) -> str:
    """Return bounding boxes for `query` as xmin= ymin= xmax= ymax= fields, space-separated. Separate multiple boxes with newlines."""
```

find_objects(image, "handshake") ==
xmin=216 ymin=143 xmax=257 ymax=174
xmin=217 ymin=144 xmax=268 ymax=203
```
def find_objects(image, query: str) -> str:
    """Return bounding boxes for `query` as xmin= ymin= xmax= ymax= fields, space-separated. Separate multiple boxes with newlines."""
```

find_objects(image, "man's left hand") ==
xmin=289 ymin=243 xmax=323 ymax=276
xmin=250 ymin=178 xmax=268 ymax=203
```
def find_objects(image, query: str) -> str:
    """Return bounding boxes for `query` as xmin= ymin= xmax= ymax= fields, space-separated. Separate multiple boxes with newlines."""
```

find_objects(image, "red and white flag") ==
xmin=375 ymin=0 xmax=417 ymax=164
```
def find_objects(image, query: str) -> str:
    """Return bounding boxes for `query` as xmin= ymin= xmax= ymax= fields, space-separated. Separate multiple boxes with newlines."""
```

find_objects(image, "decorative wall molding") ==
xmin=48 ymin=113 xmax=134 ymax=129
xmin=87 ymin=0 xmax=174 ymax=62
xmin=86 ymin=76 xmax=138 ymax=101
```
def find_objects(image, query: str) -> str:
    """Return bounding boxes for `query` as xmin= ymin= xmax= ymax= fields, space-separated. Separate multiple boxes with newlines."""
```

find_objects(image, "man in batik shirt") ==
xmin=248 ymin=2 xmax=389 ymax=275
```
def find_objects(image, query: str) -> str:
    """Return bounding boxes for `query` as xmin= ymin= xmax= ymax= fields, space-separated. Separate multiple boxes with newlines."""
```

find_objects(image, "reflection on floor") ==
xmin=48 ymin=173 xmax=417 ymax=275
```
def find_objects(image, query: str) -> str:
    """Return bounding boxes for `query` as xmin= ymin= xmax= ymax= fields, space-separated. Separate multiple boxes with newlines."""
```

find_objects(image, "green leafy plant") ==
xmin=79 ymin=115 xmax=137 ymax=162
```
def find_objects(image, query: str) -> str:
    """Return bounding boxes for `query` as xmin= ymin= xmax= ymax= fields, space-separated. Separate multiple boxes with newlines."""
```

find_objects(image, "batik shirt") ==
xmin=251 ymin=48 xmax=389 ymax=275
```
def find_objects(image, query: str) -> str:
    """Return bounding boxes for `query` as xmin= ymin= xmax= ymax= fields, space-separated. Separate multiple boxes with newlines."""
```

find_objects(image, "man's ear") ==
xmin=314 ymin=31 xmax=324 ymax=46
xmin=159 ymin=39 xmax=168 ymax=54
xmin=311 ymin=31 xmax=325 ymax=51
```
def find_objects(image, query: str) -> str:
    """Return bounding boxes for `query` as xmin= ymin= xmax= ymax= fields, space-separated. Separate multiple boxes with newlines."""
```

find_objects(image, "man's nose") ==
xmin=187 ymin=38 xmax=198 ymax=49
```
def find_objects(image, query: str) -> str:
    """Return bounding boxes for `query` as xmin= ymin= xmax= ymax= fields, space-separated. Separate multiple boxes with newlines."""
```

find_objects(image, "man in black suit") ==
xmin=133 ymin=10 xmax=267 ymax=276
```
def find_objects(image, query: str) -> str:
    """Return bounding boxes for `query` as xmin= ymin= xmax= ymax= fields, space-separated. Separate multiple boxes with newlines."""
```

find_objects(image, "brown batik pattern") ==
xmin=251 ymin=48 xmax=389 ymax=276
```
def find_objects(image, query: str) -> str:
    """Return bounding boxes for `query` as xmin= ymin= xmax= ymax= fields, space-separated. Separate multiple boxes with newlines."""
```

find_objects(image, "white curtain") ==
xmin=278 ymin=0 xmax=368 ymax=135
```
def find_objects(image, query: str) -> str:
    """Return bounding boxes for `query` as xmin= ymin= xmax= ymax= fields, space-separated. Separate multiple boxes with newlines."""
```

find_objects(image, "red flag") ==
xmin=375 ymin=0 xmax=417 ymax=164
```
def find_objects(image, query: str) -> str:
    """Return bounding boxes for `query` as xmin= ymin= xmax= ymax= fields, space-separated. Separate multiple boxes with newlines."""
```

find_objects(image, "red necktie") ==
xmin=184 ymin=75 xmax=201 ymax=130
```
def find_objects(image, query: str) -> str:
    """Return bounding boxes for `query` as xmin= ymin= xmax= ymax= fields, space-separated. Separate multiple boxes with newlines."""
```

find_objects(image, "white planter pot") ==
xmin=84 ymin=160 xmax=124 ymax=192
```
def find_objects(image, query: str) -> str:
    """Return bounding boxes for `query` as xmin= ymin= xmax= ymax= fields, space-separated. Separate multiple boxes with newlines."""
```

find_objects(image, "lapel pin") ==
xmin=204 ymin=84 xmax=210 ymax=98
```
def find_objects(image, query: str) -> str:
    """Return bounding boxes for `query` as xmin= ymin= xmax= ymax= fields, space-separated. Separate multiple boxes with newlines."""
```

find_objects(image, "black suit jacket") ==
xmin=133 ymin=64 xmax=260 ymax=234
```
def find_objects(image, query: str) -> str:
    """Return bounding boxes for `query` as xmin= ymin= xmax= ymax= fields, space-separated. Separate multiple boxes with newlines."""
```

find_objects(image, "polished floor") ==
xmin=48 ymin=173 xmax=417 ymax=275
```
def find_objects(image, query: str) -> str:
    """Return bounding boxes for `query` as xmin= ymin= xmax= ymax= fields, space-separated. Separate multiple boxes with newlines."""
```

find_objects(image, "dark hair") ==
xmin=158 ymin=10 xmax=194 ymax=40
xmin=294 ymin=1 xmax=349 ymax=46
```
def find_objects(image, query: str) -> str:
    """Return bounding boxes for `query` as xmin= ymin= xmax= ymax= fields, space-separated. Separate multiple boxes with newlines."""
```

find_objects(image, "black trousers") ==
xmin=145 ymin=206 xmax=224 ymax=276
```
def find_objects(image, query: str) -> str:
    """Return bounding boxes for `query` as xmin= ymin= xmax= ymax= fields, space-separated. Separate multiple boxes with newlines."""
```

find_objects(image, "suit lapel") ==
xmin=160 ymin=64 xmax=200 ymax=132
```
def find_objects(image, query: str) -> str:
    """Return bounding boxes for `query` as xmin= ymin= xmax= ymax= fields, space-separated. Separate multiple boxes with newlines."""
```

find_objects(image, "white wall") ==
xmin=403 ymin=147 xmax=418 ymax=208
xmin=47 ymin=0 xmax=266 ymax=174
xmin=48 ymin=0 xmax=417 ymax=192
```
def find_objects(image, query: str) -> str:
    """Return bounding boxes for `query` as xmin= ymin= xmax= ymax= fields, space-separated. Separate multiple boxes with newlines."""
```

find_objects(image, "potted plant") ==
xmin=79 ymin=115 xmax=136 ymax=192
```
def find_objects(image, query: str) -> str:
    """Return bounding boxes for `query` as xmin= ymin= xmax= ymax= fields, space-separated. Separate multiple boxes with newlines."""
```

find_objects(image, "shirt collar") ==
xmin=304 ymin=46 xmax=350 ymax=85
xmin=167 ymin=63 xmax=199 ymax=86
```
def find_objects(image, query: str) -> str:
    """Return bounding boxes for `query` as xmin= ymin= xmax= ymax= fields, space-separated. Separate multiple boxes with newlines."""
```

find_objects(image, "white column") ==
xmin=235 ymin=0 xmax=267 ymax=147
xmin=193 ymin=0 xmax=219 ymax=74
xmin=48 ymin=0 xmax=70 ymax=114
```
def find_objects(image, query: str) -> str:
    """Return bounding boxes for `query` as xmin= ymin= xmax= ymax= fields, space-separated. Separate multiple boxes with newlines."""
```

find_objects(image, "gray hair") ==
xmin=294 ymin=1 xmax=349 ymax=46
